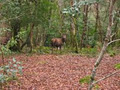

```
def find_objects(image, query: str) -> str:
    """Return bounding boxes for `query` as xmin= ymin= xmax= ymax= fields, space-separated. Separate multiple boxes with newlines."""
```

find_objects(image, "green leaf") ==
xmin=94 ymin=84 xmax=100 ymax=89
xmin=13 ymin=58 xmax=16 ymax=62
xmin=18 ymin=66 xmax=23 ymax=71
xmin=18 ymin=66 xmax=23 ymax=74
xmin=6 ymin=69 xmax=10 ymax=73
xmin=115 ymin=64 xmax=120 ymax=69
xmin=16 ymin=61 xmax=21 ymax=64
xmin=10 ymin=69 xmax=18 ymax=73
xmin=5 ymin=76 xmax=13 ymax=82
xmin=5 ymin=65 xmax=10 ymax=69
xmin=13 ymin=64 xmax=17 ymax=67
xmin=0 ymin=73 xmax=6 ymax=83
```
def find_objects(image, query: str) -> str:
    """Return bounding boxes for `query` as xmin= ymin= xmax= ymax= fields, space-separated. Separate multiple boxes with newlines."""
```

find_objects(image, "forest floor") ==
xmin=2 ymin=54 xmax=120 ymax=90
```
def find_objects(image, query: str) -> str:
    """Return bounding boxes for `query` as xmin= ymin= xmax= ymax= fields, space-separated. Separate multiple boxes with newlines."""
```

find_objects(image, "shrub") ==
xmin=80 ymin=48 xmax=98 ymax=57
xmin=0 ymin=58 xmax=23 ymax=89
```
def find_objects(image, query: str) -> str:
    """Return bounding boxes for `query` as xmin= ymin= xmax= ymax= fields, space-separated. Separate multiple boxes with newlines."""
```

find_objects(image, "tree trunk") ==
xmin=57 ymin=0 xmax=64 ymax=34
xmin=29 ymin=23 xmax=34 ymax=52
xmin=95 ymin=3 xmax=103 ymax=43
xmin=70 ymin=16 xmax=79 ymax=53
xmin=73 ymin=17 xmax=79 ymax=53
xmin=88 ymin=0 xmax=116 ymax=89
xmin=80 ymin=5 xmax=89 ymax=49
xmin=20 ymin=23 xmax=34 ymax=52
xmin=10 ymin=19 xmax=21 ymax=51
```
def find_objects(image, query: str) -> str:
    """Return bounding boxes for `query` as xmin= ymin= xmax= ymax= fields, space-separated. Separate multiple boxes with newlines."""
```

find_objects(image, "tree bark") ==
xmin=69 ymin=0 xmax=79 ymax=53
xmin=10 ymin=19 xmax=21 ymax=51
xmin=29 ymin=23 xmax=34 ymax=52
xmin=20 ymin=23 xmax=34 ymax=52
xmin=56 ymin=0 xmax=64 ymax=34
xmin=80 ymin=5 xmax=89 ymax=49
xmin=72 ymin=17 xmax=79 ymax=53
xmin=95 ymin=3 xmax=103 ymax=43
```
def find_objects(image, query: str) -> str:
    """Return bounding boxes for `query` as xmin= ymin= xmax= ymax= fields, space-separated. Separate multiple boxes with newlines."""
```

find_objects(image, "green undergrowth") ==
xmin=79 ymin=76 xmax=100 ymax=89
xmin=0 ymin=58 xmax=23 ymax=89
xmin=31 ymin=46 xmax=99 ymax=57
xmin=33 ymin=46 xmax=51 ymax=54
xmin=106 ymin=46 xmax=120 ymax=57
xmin=2 ymin=46 xmax=120 ymax=57
xmin=80 ymin=48 xmax=98 ymax=57
xmin=79 ymin=76 xmax=91 ymax=84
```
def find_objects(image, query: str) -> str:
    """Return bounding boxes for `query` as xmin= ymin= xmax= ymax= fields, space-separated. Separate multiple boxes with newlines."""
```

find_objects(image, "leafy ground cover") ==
xmin=1 ymin=54 xmax=120 ymax=90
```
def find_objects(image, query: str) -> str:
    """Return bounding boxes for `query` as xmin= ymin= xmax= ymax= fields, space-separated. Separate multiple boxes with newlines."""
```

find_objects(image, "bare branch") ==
xmin=110 ymin=33 xmax=116 ymax=41
xmin=92 ymin=70 xmax=120 ymax=85
xmin=107 ymin=39 xmax=120 ymax=46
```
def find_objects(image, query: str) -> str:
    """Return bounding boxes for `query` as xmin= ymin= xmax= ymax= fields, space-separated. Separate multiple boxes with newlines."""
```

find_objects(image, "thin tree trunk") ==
xmin=95 ymin=3 xmax=99 ymax=32
xmin=70 ymin=0 xmax=75 ymax=47
xmin=11 ymin=19 xmax=21 ymax=51
xmin=69 ymin=0 xmax=79 ymax=53
xmin=73 ymin=17 xmax=79 ymax=53
xmin=80 ymin=5 xmax=88 ymax=49
xmin=57 ymin=0 xmax=64 ymax=33
xmin=95 ymin=3 xmax=103 ymax=43
xmin=70 ymin=16 xmax=79 ymax=53
xmin=29 ymin=23 xmax=34 ymax=52
xmin=88 ymin=0 xmax=116 ymax=90
xmin=70 ymin=18 xmax=76 ymax=47
xmin=1 ymin=48 xmax=4 ymax=65
xmin=20 ymin=23 xmax=34 ymax=52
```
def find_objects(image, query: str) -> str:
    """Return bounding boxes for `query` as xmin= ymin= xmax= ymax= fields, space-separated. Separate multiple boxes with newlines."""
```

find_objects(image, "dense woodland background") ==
xmin=0 ymin=0 xmax=119 ymax=54
xmin=0 ymin=0 xmax=120 ymax=90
